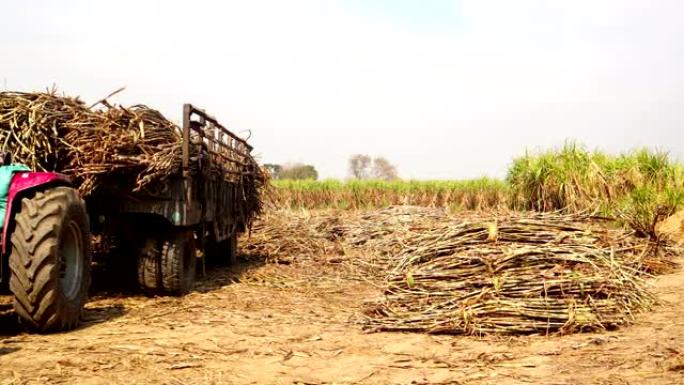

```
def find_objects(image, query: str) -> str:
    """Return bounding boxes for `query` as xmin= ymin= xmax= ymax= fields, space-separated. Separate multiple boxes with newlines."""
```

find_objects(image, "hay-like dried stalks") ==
xmin=0 ymin=90 xmax=265 ymax=221
xmin=241 ymin=206 xmax=681 ymax=335
xmin=362 ymin=213 xmax=680 ymax=335
xmin=364 ymin=244 xmax=652 ymax=335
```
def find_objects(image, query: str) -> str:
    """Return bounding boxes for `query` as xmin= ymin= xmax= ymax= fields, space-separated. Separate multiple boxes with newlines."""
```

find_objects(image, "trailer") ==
xmin=90 ymin=104 xmax=257 ymax=295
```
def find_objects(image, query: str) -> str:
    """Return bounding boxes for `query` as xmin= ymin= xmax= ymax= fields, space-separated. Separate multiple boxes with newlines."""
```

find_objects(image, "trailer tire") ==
xmin=226 ymin=236 xmax=237 ymax=265
xmin=8 ymin=187 xmax=91 ymax=332
xmin=136 ymin=238 xmax=160 ymax=294
xmin=206 ymin=236 xmax=238 ymax=266
xmin=160 ymin=232 xmax=196 ymax=295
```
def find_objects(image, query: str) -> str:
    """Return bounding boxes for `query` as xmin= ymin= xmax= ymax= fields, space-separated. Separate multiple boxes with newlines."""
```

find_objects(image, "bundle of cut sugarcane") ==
xmin=364 ymin=244 xmax=653 ymax=335
xmin=239 ymin=207 xmax=675 ymax=334
xmin=362 ymin=214 xmax=671 ymax=335
xmin=241 ymin=206 xmax=453 ymax=264
xmin=0 ymin=91 xmax=87 ymax=172
xmin=0 ymin=91 xmax=186 ymax=194
xmin=242 ymin=207 xmax=679 ymax=272
xmin=63 ymin=104 xmax=184 ymax=195
xmin=0 ymin=90 xmax=265 ymax=223
xmin=241 ymin=209 xmax=347 ymax=263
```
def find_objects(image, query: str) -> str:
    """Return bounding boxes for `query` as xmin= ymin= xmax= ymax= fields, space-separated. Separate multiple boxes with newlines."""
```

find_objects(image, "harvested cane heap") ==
xmin=242 ymin=207 xmax=679 ymax=335
xmin=0 ymin=91 xmax=265 ymax=220
xmin=363 ymin=213 xmax=663 ymax=335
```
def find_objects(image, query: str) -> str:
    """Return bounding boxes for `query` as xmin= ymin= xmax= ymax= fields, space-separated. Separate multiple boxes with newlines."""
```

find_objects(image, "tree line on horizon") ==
xmin=264 ymin=154 xmax=398 ymax=181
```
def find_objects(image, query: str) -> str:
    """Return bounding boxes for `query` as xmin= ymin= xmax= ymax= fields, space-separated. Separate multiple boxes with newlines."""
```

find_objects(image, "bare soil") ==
xmin=0 ymin=253 xmax=682 ymax=385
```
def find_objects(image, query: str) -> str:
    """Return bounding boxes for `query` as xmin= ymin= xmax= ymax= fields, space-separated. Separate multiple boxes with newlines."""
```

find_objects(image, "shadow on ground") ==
xmin=194 ymin=253 xmax=267 ymax=293
xmin=81 ymin=303 xmax=128 ymax=328
xmin=0 ymin=251 xmax=268 ymax=337
xmin=90 ymin=251 xmax=268 ymax=296
xmin=0 ymin=301 xmax=128 ymax=338
xmin=0 ymin=303 xmax=22 ymax=337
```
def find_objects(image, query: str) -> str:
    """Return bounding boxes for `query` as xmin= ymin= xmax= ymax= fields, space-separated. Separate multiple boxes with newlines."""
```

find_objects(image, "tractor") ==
xmin=0 ymin=152 xmax=91 ymax=332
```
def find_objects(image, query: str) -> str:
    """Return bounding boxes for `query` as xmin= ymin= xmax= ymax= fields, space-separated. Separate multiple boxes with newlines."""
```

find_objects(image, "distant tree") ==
xmin=349 ymin=154 xmax=398 ymax=180
xmin=371 ymin=157 xmax=399 ymax=180
xmin=348 ymin=154 xmax=372 ymax=179
xmin=280 ymin=163 xmax=318 ymax=180
xmin=263 ymin=163 xmax=283 ymax=179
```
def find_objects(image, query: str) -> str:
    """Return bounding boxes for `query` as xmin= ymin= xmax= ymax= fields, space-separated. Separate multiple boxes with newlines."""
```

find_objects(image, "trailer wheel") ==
xmin=136 ymin=238 xmax=160 ymax=294
xmin=160 ymin=231 xmax=196 ymax=295
xmin=206 ymin=236 xmax=238 ymax=266
xmin=8 ymin=187 xmax=91 ymax=332
xmin=226 ymin=236 xmax=238 ymax=265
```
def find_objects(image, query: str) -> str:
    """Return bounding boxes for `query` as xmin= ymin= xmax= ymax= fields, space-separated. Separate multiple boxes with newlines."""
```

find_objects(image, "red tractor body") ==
xmin=0 ymin=169 xmax=91 ymax=332
xmin=1 ymin=171 xmax=71 ymax=254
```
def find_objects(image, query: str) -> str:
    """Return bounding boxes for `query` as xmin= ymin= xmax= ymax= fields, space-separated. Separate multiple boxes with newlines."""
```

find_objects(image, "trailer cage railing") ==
xmin=181 ymin=103 xmax=253 ymax=178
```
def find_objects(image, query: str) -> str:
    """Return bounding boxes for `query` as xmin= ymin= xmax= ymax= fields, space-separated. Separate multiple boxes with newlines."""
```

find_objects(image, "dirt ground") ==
xmin=0 ymin=248 xmax=682 ymax=385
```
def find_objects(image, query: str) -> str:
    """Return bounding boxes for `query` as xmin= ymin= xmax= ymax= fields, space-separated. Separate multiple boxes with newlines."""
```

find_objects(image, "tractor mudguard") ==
xmin=1 ymin=172 xmax=71 ymax=255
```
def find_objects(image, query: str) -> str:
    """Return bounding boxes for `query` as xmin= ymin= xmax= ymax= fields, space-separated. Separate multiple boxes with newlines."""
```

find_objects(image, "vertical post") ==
xmin=182 ymin=104 xmax=192 ymax=223
xmin=182 ymin=104 xmax=191 ymax=177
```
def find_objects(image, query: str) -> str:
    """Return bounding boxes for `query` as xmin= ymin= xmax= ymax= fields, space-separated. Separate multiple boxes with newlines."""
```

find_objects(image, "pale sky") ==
xmin=2 ymin=0 xmax=683 ymax=179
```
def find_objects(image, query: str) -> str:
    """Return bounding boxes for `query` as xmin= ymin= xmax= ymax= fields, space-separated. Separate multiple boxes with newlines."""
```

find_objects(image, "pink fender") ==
xmin=2 ymin=172 xmax=72 ymax=254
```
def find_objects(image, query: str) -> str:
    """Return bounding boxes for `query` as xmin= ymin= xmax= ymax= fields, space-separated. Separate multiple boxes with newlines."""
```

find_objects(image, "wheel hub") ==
xmin=59 ymin=221 xmax=83 ymax=300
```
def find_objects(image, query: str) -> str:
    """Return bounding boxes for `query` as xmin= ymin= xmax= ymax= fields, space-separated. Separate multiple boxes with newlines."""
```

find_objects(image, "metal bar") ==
xmin=182 ymin=104 xmax=191 ymax=176
xmin=185 ymin=104 xmax=253 ymax=151
xmin=189 ymin=121 xmax=251 ymax=156
xmin=190 ymin=150 xmax=249 ymax=167
xmin=183 ymin=104 xmax=257 ymax=187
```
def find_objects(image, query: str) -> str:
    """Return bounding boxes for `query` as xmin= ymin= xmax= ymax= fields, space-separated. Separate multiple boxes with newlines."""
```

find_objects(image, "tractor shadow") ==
xmin=0 ymin=252 xmax=267 ymax=340
xmin=89 ymin=251 xmax=268 ymax=296
xmin=89 ymin=258 xmax=141 ymax=297
xmin=80 ymin=303 xmax=128 ymax=328
xmin=0 ymin=253 xmax=268 ymax=337
xmin=0 ymin=300 xmax=128 ymax=338
xmin=0 ymin=302 xmax=22 ymax=337
xmin=194 ymin=253 xmax=267 ymax=293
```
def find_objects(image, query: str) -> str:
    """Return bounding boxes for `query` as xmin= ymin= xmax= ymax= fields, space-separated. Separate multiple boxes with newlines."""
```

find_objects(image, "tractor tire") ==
xmin=160 ymin=231 xmax=196 ymax=296
xmin=8 ymin=187 xmax=91 ymax=332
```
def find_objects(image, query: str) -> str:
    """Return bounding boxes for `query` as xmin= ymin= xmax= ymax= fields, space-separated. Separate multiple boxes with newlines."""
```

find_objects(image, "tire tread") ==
xmin=8 ymin=187 xmax=91 ymax=332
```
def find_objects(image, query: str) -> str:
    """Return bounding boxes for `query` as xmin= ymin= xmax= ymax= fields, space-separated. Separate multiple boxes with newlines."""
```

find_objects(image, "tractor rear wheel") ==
xmin=8 ymin=187 xmax=91 ymax=332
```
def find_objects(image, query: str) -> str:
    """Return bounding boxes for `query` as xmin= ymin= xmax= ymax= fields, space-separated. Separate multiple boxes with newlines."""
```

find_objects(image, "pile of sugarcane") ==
xmin=241 ymin=206 xmax=454 ymax=264
xmin=364 ymin=243 xmax=651 ymax=335
xmin=241 ymin=209 xmax=346 ymax=263
xmin=64 ymin=103 xmax=184 ymax=194
xmin=240 ymin=207 xmax=679 ymax=334
xmin=362 ymin=214 xmax=674 ymax=335
xmin=0 ymin=90 xmax=265 ymax=218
